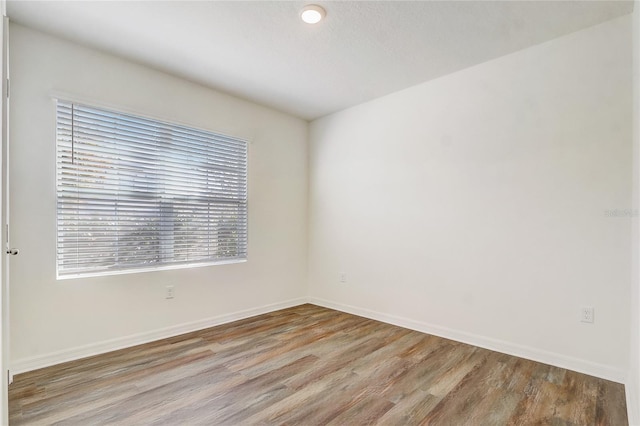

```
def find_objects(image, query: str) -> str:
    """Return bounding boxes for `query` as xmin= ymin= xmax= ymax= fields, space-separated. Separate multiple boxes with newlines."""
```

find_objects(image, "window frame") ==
xmin=54 ymin=98 xmax=249 ymax=280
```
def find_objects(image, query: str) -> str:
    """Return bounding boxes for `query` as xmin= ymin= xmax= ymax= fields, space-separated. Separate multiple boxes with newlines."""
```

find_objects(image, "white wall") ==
xmin=309 ymin=15 xmax=632 ymax=382
xmin=9 ymin=23 xmax=308 ymax=371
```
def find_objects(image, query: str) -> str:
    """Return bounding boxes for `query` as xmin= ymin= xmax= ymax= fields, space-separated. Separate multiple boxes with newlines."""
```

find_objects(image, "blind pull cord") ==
xmin=71 ymin=103 xmax=75 ymax=165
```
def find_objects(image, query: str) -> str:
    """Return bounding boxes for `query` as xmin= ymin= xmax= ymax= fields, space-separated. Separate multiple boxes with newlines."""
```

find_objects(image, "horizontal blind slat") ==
xmin=58 ymin=104 xmax=246 ymax=149
xmin=56 ymin=113 xmax=247 ymax=159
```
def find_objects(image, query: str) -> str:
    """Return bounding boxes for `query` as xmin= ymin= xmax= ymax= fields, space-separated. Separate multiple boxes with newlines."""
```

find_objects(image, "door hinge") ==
xmin=6 ymin=78 xmax=8 ymax=99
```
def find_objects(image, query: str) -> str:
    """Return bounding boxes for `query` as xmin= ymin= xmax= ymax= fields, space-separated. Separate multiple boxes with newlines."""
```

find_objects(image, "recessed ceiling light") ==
xmin=301 ymin=5 xmax=326 ymax=24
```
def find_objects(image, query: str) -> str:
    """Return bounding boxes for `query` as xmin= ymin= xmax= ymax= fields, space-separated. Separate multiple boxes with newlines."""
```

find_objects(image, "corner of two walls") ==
xmin=308 ymin=14 xmax=633 ymax=385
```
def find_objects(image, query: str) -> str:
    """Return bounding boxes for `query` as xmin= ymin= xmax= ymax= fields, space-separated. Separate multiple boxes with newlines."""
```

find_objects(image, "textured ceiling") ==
xmin=7 ymin=1 xmax=634 ymax=120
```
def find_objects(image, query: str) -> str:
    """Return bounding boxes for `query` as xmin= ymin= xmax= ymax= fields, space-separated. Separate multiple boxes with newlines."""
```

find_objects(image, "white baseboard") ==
xmin=627 ymin=374 xmax=640 ymax=426
xmin=11 ymin=297 xmax=307 ymax=375
xmin=11 ymin=296 xmax=628 ymax=387
xmin=308 ymin=297 xmax=627 ymax=384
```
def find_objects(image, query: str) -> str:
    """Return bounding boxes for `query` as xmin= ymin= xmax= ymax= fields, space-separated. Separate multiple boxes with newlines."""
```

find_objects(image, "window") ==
xmin=56 ymin=100 xmax=248 ymax=278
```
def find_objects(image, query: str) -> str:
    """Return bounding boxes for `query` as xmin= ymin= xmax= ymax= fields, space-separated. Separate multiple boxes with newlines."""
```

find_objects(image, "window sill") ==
xmin=56 ymin=258 xmax=247 ymax=281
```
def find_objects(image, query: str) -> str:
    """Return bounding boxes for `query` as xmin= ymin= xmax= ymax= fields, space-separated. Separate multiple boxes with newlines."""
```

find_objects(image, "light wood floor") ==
xmin=9 ymin=304 xmax=628 ymax=425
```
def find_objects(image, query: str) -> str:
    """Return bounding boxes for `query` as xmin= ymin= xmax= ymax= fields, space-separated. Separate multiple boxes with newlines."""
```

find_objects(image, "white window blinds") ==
xmin=56 ymin=100 xmax=248 ymax=278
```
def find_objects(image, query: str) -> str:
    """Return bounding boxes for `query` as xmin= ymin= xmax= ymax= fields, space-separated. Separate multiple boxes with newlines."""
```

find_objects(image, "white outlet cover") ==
xmin=580 ymin=306 xmax=594 ymax=323
xmin=166 ymin=285 xmax=175 ymax=299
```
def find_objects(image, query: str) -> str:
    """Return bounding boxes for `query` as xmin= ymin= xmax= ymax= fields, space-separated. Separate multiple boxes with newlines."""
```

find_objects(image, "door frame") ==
xmin=1 ymin=1 xmax=9 ymax=423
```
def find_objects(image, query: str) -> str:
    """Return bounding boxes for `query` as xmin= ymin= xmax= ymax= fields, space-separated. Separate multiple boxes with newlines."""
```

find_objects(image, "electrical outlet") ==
xmin=580 ymin=306 xmax=594 ymax=323
xmin=339 ymin=272 xmax=347 ymax=283
xmin=165 ymin=285 xmax=175 ymax=299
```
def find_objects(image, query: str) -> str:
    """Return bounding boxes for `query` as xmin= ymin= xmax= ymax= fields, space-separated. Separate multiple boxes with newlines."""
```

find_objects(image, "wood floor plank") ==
xmin=376 ymin=388 xmax=440 ymax=425
xmin=242 ymin=358 xmax=370 ymax=425
xmin=9 ymin=304 xmax=628 ymax=425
